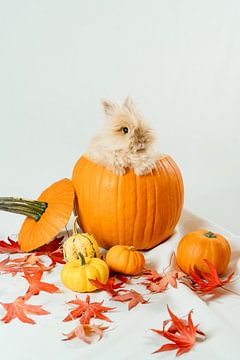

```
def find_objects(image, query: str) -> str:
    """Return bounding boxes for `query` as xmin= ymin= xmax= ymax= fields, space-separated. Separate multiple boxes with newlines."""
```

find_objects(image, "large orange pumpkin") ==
xmin=72 ymin=155 xmax=184 ymax=250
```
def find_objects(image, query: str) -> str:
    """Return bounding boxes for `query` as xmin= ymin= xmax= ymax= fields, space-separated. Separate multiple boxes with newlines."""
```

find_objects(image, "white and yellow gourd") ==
xmin=63 ymin=217 xmax=99 ymax=262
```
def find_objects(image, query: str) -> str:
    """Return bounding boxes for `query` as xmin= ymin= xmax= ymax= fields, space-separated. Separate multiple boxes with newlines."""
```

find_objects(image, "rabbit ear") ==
xmin=102 ymin=100 xmax=117 ymax=116
xmin=123 ymin=97 xmax=135 ymax=112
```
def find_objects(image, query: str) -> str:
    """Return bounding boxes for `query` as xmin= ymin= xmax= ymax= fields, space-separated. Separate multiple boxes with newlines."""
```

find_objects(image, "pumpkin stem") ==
xmin=0 ymin=197 xmax=48 ymax=222
xmin=128 ymin=246 xmax=135 ymax=251
xmin=204 ymin=231 xmax=217 ymax=238
xmin=78 ymin=252 xmax=86 ymax=265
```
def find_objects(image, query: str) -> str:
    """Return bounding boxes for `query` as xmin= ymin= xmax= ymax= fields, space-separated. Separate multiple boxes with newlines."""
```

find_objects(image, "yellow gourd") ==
xmin=63 ymin=217 xmax=99 ymax=262
xmin=61 ymin=253 xmax=109 ymax=292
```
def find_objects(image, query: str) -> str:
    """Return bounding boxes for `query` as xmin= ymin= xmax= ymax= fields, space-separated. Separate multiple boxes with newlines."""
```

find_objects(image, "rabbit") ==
xmin=86 ymin=97 xmax=160 ymax=176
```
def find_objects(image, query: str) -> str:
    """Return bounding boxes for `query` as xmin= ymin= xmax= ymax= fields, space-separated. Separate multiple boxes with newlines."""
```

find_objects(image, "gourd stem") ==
xmin=73 ymin=216 xmax=79 ymax=236
xmin=204 ymin=231 xmax=217 ymax=238
xmin=78 ymin=252 xmax=86 ymax=265
xmin=0 ymin=197 xmax=48 ymax=222
xmin=128 ymin=246 xmax=135 ymax=251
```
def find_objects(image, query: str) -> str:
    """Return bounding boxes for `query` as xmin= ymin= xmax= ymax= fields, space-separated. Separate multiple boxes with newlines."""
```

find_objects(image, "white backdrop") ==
xmin=0 ymin=0 xmax=240 ymax=235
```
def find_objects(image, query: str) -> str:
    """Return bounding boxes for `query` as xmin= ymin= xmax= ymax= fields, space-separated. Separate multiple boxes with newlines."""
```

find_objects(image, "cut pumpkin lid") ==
xmin=0 ymin=178 xmax=75 ymax=252
xmin=18 ymin=178 xmax=75 ymax=252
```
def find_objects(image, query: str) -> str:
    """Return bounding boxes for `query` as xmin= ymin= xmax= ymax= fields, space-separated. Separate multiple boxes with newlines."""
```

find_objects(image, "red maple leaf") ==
xmin=110 ymin=273 xmax=129 ymax=284
xmin=0 ymin=293 xmax=49 ymax=324
xmin=151 ymin=306 xmax=205 ymax=356
xmin=0 ymin=235 xmax=65 ymax=266
xmin=47 ymin=249 xmax=65 ymax=265
xmin=63 ymin=295 xmax=115 ymax=324
xmin=163 ymin=312 xmax=206 ymax=338
xmin=181 ymin=259 xmax=234 ymax=294
xmin=36 ymin=236 xmax=64 ymax=254
xmin=36 ymin=236 xmax=65 ymax=265
xmin=62 ymin=322 xmax=108 ymax=343
xmin=0 ymin=237 xmax=22 ymax=254
xmin=23 ymin=269 xmax=60 ymax=296
xmin=111 ymin=290 xmax=149 ymax=310
xmin=89 ymin=276 xmax=125 ymax=296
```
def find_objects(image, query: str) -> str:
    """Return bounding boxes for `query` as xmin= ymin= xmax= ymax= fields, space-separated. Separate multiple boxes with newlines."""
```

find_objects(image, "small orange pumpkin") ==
xmin=72 ymin=155 xmax=184 ymax=250
xmin=105 ymin=245 xmax=145 ymax=275
xmin=176 ymin=229 xmax=231 ymax=275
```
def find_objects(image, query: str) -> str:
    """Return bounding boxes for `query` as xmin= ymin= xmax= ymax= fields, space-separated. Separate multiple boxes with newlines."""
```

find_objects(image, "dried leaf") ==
xmin=151 ymin=306 xmax=205 ymax=356
xmin=140 ymin=253 xmax=185 ymax=293
xmin=62 ymin=322 xmax=108 ymax=343
xmin=0 ymin=253 xmax=56 ymax=277
xmin=146 ymin=270 xmax=182 ymax=293
xmin=142 ymin=268 xmax=162 ymax=282
xmin=63 ymin=295 xmax=115 ymax=324
xmin=10 ymin=254 xmax=55 ymax=273
xmin=89 ymin=276 xmax=125 ymax=296
xmin=0 ymin=256 xmax=19 ymax=276
xmin=23 ymin=269 xmax=60 ymax=296
xmin=181 ymin=259 xmax=234 ymax=294
xmin=0 ymin=237 xmax=22 ymax=254
xmin=0 ymin=294 xmax=49 ymax=324
xmin=111 ymin=290 xmax=149 ymax=310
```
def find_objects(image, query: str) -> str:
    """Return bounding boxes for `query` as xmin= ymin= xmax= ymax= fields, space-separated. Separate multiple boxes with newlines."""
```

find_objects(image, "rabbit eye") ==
xmin=122 ymin=127 xmax=129 ymax=134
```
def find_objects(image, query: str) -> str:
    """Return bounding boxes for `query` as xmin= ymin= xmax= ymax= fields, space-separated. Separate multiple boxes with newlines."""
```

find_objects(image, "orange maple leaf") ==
xmin=0 ymin=293 xmax=49 ymax=324
xmin=63 ymin=295 xmax=115 ymax=323
xmin=111 ymin=290 xmax=149 ymax=310
xmin=23 ymin=269 xmax=60 ymax=296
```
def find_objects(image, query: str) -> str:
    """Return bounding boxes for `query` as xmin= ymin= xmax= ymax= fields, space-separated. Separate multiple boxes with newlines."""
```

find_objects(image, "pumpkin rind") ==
xmin=61 ymin=257 xmax=109 ymax=292
xmin=106 ymin=245 xmax=145 ymax=275
xmin=176 ymin=229 xmax=231 ymax=275
xmin=72 ymin=155 xmax=184 ymax=250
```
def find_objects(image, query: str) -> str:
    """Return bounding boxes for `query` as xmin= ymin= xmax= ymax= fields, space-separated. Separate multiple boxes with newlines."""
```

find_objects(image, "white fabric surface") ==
xmin=0 ymin=209 xmax=239 ymax=360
